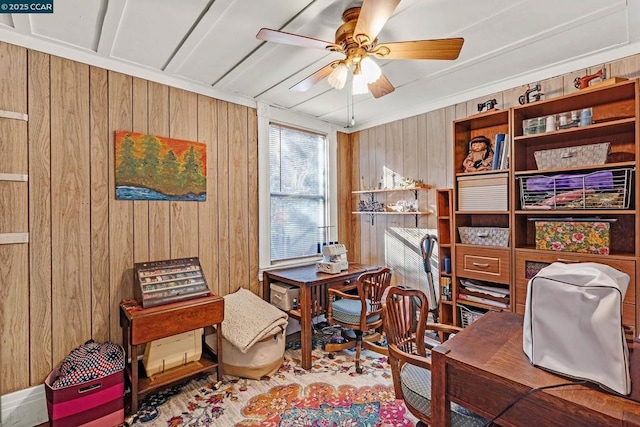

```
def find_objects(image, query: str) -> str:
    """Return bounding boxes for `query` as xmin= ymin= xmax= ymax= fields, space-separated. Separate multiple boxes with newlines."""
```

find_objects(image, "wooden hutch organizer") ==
xmin=439 ymin=78 xmax=639 ymax=335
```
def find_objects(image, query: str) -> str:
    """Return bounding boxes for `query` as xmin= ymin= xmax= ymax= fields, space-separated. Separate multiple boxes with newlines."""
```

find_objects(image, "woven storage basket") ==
xmin=534 ymin=142 xmax=609 ymax=170
xmin=458 ymin=226 xmax=509 ymax=247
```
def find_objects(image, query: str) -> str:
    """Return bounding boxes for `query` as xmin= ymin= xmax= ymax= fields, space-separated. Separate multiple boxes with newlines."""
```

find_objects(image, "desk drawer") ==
xmin=131 ymin=298 xmax=224 ymax=344
xmin=456 ymin=246 xmax=510 ymax=284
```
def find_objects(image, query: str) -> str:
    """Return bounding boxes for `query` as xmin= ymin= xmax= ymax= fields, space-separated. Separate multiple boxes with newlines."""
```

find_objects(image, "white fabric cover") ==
xmin=523 ymin=262 xmax=631 ymax=395
xmin=222 ymin=288 xmax=288 ymax=353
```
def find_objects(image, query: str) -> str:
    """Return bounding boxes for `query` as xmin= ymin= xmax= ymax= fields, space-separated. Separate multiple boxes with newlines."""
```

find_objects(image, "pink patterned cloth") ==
xmin=52 ymin=340 xmax=124 ymax=389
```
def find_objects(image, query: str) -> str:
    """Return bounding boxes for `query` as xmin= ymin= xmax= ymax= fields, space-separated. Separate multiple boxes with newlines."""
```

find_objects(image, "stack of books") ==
xmin=492 ymin=133 xmax=510 ymax=170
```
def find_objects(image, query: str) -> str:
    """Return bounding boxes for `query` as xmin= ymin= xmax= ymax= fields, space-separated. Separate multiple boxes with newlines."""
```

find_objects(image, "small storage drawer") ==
xmin=456 ymin=246 xmax=510 ymax=285
xmin=458 ymin=226 xmax=509 ymax=247
xmin=457 ymin=173 xmax=508 ymax=212
xmin=270 ymin=282 xmax=300 ymax=311
xmin=514 ymin=250 xmax=636 ymax=329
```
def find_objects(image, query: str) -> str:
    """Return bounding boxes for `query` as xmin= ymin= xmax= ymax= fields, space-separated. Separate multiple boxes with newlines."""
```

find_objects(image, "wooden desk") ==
xmin=263 ymin=263 xmax=377 ymax=370
xmin=432 ymin=311 xmax=640 ymax=427
xmin=120 ymin=295 xmax=224 ymax=414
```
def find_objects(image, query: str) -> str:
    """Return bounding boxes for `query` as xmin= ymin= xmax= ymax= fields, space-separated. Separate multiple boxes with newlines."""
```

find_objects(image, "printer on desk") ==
xmin=316 ymin=243 xmax=348 ymax=274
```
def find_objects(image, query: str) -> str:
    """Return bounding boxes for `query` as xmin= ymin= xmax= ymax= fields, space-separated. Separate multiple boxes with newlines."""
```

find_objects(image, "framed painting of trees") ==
xmin=115 ymin=131 xmax=206 ymax=201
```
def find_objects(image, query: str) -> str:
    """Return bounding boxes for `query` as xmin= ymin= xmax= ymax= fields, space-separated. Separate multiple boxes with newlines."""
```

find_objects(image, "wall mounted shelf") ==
xmin=352 ymin=187 xmax=431 ymax=226
xmin=352 ymin=210 xmax=431 ymax=226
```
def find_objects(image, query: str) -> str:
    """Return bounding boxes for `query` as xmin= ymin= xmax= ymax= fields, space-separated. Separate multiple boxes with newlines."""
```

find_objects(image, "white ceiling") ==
xmin=0 ymin=0 xmax=639 ymax=132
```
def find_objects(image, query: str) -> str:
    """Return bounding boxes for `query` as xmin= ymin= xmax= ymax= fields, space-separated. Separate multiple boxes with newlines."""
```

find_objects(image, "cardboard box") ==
xmin=45 ymin=368 xmax=124 ymax=427
xmin=457 ymin=173 xmax=508 ymax=211
xmin=270 ymin=282 xmax=300 ymax=310
xmin=535 ymin=221 xmax=610 ymax=255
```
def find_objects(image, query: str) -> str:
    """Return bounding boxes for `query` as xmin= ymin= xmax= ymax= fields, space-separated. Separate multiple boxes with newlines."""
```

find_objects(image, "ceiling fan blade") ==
xmin=354 ymin=0 xmax=401 ymax=45
xmin=368 ymin=74 xmax=395 ymax=98
xmin=376 ymin=38 xmax=464 ymax=60
xmin=256 ymin=28 xmax=340 ymax=51
xmin=290 ymin=61 xmax=340 ymax=92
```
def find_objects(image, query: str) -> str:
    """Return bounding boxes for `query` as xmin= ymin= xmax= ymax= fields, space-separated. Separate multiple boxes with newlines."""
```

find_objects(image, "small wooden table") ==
xmin=432 ymin=311 xmax=640 ymax=427
xmin=120 ymin=294 xmax=224 ymax=414
xmin=263 ymin=263 xmax=378 ymax=370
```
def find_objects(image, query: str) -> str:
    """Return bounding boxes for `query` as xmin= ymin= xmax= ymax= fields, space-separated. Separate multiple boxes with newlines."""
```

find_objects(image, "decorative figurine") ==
xmin=519 ymin=83 xmax=543 ymax=104
xmin=574 ymin=68 xmax=605 ymax=90
xmin=462 ymin=135 xmax=494 ymax=173
xmin=477 ymin=99 xmax=498 ymax=113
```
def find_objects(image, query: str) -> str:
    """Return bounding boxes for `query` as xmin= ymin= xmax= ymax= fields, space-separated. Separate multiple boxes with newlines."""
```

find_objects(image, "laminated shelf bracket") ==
xmin=0 ymin=173 xmax=28 ymax=182
xmin=0 ymin=110 xmax=28 ymax=121
xmin=0 ymin=233 xmax=29 ymax=245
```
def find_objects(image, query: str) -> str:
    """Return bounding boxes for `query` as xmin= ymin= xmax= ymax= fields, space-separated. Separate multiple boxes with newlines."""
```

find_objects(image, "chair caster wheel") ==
xmin=356 ymin=367 xmax=363 ymax=374
xmin=328 ymin=353 xmax=335 ymax=359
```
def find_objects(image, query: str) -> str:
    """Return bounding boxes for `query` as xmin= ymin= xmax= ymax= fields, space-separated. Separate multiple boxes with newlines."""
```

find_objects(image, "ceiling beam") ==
xmin=96 ymin=0 xmax=127 ymax=56
xmin=11 ymin=14 xmax=31 ymax=34
xmin=163 ymin=0 xmax=232 ymax=74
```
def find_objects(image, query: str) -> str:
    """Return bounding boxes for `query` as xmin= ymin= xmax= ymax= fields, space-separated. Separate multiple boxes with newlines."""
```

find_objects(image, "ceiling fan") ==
xmin=256 ymin=0 xmax=464 ymax=98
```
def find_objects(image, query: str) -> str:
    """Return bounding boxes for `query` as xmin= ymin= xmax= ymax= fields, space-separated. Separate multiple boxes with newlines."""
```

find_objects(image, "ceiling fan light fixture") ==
xmin=259 ymin=0 xmax=463 ymax=100
xmin=327 ymin=62 xmax=348 ymax=89
xmin=352 ymin=73 xmax=369 ymax=95
xmin=360 ymin=56 xmax=381 ymax=84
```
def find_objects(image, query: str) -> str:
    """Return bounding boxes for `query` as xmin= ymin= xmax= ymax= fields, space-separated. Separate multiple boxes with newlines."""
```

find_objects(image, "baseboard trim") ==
xmin=1 ymin=385 xmax=48 ymax=427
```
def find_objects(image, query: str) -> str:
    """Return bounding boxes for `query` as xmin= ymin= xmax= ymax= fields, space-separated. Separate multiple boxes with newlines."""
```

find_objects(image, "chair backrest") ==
xmin=356 ymin=267 xmax=393 ymax=330
xmin=382 ymin=285 xmax=483 ymax=427
xmin=382 ymin=285 xmax=428 ymax=359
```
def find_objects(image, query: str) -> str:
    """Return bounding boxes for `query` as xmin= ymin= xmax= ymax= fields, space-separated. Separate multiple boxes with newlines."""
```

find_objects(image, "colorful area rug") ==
xmin=126 ymin=331 xmax=417 ymax=426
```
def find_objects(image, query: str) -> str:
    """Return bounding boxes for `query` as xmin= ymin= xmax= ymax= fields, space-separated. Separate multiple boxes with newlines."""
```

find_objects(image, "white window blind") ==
xmin=269 ymin=124 xmax=327 ymax=262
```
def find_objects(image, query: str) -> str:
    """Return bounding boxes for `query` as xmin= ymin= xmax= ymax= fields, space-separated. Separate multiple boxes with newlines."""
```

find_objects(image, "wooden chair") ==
xmin=381 ymin=285 xmax=487 ymax=427
xmin=325 ymin=267 xmax=392 ymax=374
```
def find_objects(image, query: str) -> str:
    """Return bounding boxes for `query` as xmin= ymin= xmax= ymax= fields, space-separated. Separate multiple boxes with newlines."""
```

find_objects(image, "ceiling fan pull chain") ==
xmin=351 ymin=92 xmax=356 ymax=127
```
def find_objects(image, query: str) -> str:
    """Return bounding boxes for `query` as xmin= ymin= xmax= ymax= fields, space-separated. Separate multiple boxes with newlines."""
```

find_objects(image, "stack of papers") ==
xmin=460 ymin=280 xmax=510 ymax=297
xmin=459 ymin=279 xmax=509 ymax=308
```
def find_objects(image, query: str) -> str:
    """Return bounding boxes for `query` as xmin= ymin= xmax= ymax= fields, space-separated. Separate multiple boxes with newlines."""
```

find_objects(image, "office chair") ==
xmin=382 ymin=286 xmax=487 ymax=427
xmin=325 ymin=267 xmax=392 ymax=374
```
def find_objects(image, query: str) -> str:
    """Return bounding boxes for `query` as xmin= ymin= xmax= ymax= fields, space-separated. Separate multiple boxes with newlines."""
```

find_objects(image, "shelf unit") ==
xmin=352 ymin=187 xmax=431 ymax=226
xmin=451 ymin=109 xmax=512 ymax=326
xmin=511 ymin=79 xmax=639 ymax=331
xmin=436 ymin=188 xmax=455 ymax=325
xmin=441 ymin=79 xmax=640 ymax=335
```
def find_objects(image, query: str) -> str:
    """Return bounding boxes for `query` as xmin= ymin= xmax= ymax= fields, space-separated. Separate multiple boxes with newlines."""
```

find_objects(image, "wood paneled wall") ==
xmin=343 ymin=53 xmax=640 ymax=296
xmin=2 ymin=38 xmax=640 ymax=396
xmin=0 ymin=42 xmax=259 ymax=394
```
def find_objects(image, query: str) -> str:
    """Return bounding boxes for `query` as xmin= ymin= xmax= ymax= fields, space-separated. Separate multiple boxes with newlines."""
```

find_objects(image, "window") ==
xmin=269 ymin=124 xmax=327 ymax=262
